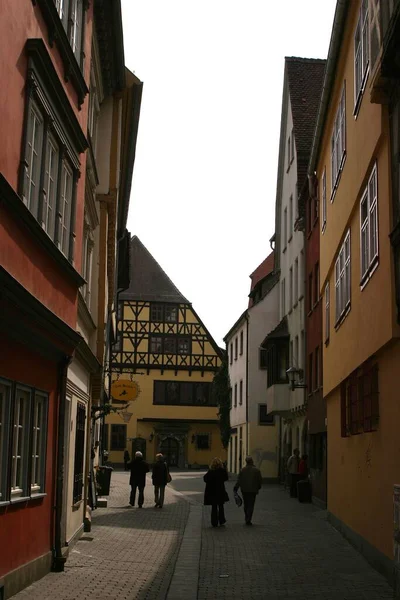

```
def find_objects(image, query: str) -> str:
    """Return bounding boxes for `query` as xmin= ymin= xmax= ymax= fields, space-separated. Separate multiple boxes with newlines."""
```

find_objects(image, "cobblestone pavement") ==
xmin=10 ymin=470 xmax=395 ymax=600
xmin=199 ymin=478 xmax=394 ymax=600
xmin=12 ymin=471 xmax=190 ymax=600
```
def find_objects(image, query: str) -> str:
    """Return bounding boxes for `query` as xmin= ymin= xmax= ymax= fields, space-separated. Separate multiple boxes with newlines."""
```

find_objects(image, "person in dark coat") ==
xmin=234 ymin=456 xmax=262 ymax=525
xmin=129 ymin=451 xmax=150 ymax=507
xmin=123 ymin=449 xmax=130 ymax=471
xmin=152 ymin=453 xmax=169 ymax=508
xmin=203 ymin=457 xmax=229 ymax=527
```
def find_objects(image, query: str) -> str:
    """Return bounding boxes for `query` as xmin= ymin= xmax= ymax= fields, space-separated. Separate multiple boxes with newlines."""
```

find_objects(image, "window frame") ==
xmin=234 ymin=383 xmax=237 ymax=408
xmin=177 ymin=337 xmax=191 ymax=355
xmin=289 ymin=195 xmax=293 ymax=241
xmin=234 ymin=337 xmax=238 ymax=360
xmin=110 ymin=424 xmax=127 ymax=451
xmin=0 ymin=380 xmax=12 ymax=504
xmin=331 ymin=84 xmax=346 ymax=199
xmin=239 ymin=380 xmax=243 ymax=406
xmin=239 ymin=330 xmax=243 ymax=356
xmin=354 ymin=0 xmax=369 ymax=116
xmin=294 ymin=258 xmax=299 ymax=306
xmin=195 ymin=433 xmax=210 ymax=450
xmin=341 ymin=362 xmax=379 ymax=436
xmin=73 ymin=401 xmax=86 ymax=504
xmin=335 ymin=230 xmax=351 ymax=326
xmin=289 ymin=266 xmax=293 ymax=311
xmin=31 ymin=391 xmax=49 ymax=495
xmin=283 ymin=207 xmax=288 ymax=249
xmin=321 ymin=168 xmax=327 ymax=232
xmin=360 ymin=163 xmax=379 ymax=286
xmin=11 ymin=385 xmax=32 ymax=500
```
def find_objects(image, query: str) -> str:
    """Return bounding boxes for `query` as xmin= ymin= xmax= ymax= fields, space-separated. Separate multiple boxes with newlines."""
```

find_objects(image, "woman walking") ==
xmin=203 ymin=457 xmax=229 ymax=527
xmin=152 ymin=453 xmax=169 ymax=508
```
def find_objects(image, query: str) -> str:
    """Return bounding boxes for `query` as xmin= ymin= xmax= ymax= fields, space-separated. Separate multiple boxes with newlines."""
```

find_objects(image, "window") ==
xmin=177 ymin=337 xmax=190 ymax=355
xmin=331 ymin=85 xmax=346 ymax=194
xmin=239 ymin=330 xmax=243 ymax=355
xmin=291 ymin=129 xmax=294 ymax=162
xmin=110 ymin=424 xmax=126 ymax=451
xmin=196 ymin=434 xmax=210 ymax=450
xmin=235 ymin=337 xmax=238 ymax=360
xmin=43 ymin=135 xmax=59 ymax=239
xmin=283 ymin=208 xmax=288 ymax=248
xmin=154 ymin=381 xmax=214 ymax=406
xmin=150 ymin=304 xmax=164 ymax=322
xmin=360 ymin=164 xmax=378 ymax=283
xmin=230 ymin=343 xmax=233 ymax=365
xmin=150 ymin=336 xmax=163 ymax=353
xmin=290 ymin=340 xmax=293 ymax=366
xmin=289 ymin=195 xmax=293 ymax=238
xmin=281 ymin=278 xmax=286 ymax=317
xmin=341 ymin=362 xmax=379 ymax=436
xmin=259 ymin=348 xmax=268 ymax=369
xmin=287 ymin=136 xmax=291 ymax=169
xmin=308 ymin=272 xmax=313 ymax=313
xmin=164 ymin=337 xmax=176 ymax=354
xmin=0 ymin=381 xmax=11 ymax=502
xmin=294 ymin=336 xmax=299 ymax=367
xmin=308 ymin=354 xmax=313 ymax=395
xmin=354 ymin=0 xmax=369 ymax=113
xmin=234 ymin=384 xmax=237 ymax=408
xmin=325 ymin=283 xmax=330 ymax=344
xmin=165 ymin=305 xmax=178 ymax=323
xmin=82 ymin=217 xmax=94 ymax=305
xmin=314 ymin=347 xmax=320 ymax=391
xmin=31 ymin=392 xmax=48 ymax=494
xmin=294 ymin=258 xmax=299 ymax=304
xmin=56 ymin=0 xmax=84 ymax=63
xmin=321 ymin=168 xmax=327 ymax=232
xmin=314 ymin=262 xmax=320 ymax=307
xmin=73 ymin=402 xmax=86 ymax=504
xmin=59 ymin=162 xmax=73 ymax=257
xmin=266 ymin=340 xmax=289 ymax=388
xmin=335 ymin=231 xmax=351 ymax=323
xmin=239 ymin=380 xmax=243 ymax=406
xmin=259 ymin=404 xmax=274 ymax=425
xmin=88 ymin=74 xmax=100 ymax=154
xmin=11 ymin=387 xmax=31 ymax=498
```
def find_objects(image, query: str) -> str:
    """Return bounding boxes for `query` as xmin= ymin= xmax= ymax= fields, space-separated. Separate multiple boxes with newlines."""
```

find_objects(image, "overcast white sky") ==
xmin=121 ymin=0 xmax=337 ymax=347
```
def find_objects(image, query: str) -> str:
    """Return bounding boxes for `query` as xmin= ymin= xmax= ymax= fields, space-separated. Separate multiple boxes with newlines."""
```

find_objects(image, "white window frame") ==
xmin=325 ymin=283 xmax=330 ymax=343
xmin=360 ymin=163 xmax=379 ymax=285
xmin=25 ymin=102 xmax=44 ymax=215
xmin=0 ymin=381 xmax=11 ymax=503
xmin=31 ymin=392 xmax=48 ymax=494
xmin=294 ymin=258 xmax=299 ymax=305
xmin=335 ymin=230 xmax=351 ymax=324
xmin=59 ymin=161 xmax=73 ymax=257
xmin=331 ymin=85 xmax=346 ymax=198
xmin=11 ymin=387 xmax=31 ymax=499
xmin=321 ymin=168 xmax=327 ymax=232
xmin=43 ymin=134 xmax=59 ymax=239
xmin=354 ymin=0 xmax=369 ymax=115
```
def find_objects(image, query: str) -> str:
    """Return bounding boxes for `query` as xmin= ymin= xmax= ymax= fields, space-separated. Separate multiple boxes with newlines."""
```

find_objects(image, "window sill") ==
xmin=10 ymin=495 xmax=30 ymax=505
xmin=30 ymin=492 xmax=47 ymax=501
xmin=334 ymin=304 xmax=351 ymax=331
xmin=360 ymin=258 xmax=379 ymax=291
xmin=321 ymin=222 xmax=326 ymax=235
xmin=353 ymin=69 xmax=369 ymax=119
xmin=0 ymin=500 xmax=10 ymax=507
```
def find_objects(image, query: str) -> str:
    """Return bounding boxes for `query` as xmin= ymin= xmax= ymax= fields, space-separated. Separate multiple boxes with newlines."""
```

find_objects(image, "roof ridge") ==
xmin=285 ymin=56 xmax=326 ymax=63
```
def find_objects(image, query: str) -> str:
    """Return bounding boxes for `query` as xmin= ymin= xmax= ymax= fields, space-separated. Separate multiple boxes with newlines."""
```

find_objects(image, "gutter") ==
xmin=52 ymin=354 xmax=73 ymax=572
xmin=308 ymin=0 xmax=349 ymax=175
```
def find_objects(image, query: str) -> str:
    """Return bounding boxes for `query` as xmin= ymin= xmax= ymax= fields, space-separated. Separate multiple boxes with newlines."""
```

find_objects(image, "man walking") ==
xmin=152 ymin=453 xmax=169 ymax=508
xmin=234 ymin=456 xmax=262 ymax=525
xmin=129 ymin=451 xmax=150 ymax=507
xmin=287 ymin=448 xmax=300 ymax=498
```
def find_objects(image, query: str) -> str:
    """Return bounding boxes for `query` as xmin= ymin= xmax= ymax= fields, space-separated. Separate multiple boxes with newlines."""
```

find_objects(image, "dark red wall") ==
xmin=0 ymin=337 xmax=58 ymax=577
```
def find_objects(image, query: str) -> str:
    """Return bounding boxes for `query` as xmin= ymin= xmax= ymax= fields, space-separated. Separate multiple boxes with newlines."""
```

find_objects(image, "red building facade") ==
xmin=0 ymin=0 xmax=92 ymax=595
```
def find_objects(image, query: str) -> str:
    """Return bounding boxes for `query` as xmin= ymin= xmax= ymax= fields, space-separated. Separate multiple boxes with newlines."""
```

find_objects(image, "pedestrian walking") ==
xmin=287 ymin=448 xmax=300 ymax=498
xmin=234 ymin=456 xmax=262 ymax=525
xmin=152 ymin=453 xmax=169 ymax=508
xmin=123 ymin=449 xmax=130 ymax=471
xmin=129 ymin=451 xmax=149 ymax=507
xmin=203 ymin=457 xmax=229 ymax=527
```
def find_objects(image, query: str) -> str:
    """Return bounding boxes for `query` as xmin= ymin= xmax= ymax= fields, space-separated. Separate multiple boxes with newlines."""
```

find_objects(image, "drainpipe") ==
xmin=245 ymin=314 xmax=250 ymax=456
xmin=52 ymin=354 xmax=73 ymax=572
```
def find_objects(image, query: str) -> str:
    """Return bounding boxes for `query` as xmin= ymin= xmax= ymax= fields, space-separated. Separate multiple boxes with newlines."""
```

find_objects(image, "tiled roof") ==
xmin=120 ymin=236 xmax=189 ymax=303
xmin=286 ymin=57 xmax=326 ymax=188
xmin=261 ymin=316 xmax=289 ymax=346
xmin=248 ymin=251 xmax=275 ymax=308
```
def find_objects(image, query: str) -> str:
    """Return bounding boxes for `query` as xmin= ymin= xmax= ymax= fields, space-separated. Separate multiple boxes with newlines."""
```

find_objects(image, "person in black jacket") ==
xmin=152 ymin=453 xmax=169 ymax=508
xmin=203 ymin=457 xmax=229 ymax=527
xmin=129 ymin=451 xmax=150 ymax=507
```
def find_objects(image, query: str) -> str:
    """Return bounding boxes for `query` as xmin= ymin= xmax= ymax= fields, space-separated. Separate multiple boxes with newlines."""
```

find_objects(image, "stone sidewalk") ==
xmin=10 ymin=471 xmax=395 ymax=599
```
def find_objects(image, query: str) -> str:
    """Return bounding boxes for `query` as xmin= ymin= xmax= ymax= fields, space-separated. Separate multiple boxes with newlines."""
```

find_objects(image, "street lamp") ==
xmin=286 ymin=366 xmax=307 ymax=392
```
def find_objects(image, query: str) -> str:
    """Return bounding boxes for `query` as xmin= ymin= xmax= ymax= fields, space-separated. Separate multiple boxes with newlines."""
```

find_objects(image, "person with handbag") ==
xmin=233 ymin=456 xmax=262 ymax=525
xmin=203 ymin=457 xmax=229 ymax=527
xmin=152 ymin=453 xmax=170 ymax=508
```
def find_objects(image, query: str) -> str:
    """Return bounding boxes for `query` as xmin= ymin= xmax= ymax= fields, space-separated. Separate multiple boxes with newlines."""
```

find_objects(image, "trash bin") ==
xmin=297 ymin=479 xmax=312 ymax=503
xmin=96 ymin=465 xmax=113 ymax=496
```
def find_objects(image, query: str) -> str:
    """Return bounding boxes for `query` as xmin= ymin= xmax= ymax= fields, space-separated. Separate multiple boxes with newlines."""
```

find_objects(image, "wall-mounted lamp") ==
xmin=286 ymin=366 xmax=307 ymax=392
xmin=149 ymin=433 xmax=154 ymax=442
xmin=191 ymin=435 xmax=196 ymax=444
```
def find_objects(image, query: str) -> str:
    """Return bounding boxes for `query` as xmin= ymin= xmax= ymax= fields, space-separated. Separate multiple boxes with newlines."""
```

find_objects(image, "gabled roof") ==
xmin=286 ymin=57 xmax=326 ymax=188
xmin=248 ymin=251 xmax=274 ymax=307
xmin=261 ymin=316 xmax=289 ymax=347
xmin=120 ymin=236 xmax=189 ymax=303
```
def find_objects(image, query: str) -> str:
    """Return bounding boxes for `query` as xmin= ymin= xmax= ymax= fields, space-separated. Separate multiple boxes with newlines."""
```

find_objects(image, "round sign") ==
xmin=111 ymin=379 xmax=140 ymax=402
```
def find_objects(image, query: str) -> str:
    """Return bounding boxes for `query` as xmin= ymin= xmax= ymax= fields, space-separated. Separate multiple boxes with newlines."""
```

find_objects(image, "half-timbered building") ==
xmin=105 ymin=236 xmax=225 ymax=469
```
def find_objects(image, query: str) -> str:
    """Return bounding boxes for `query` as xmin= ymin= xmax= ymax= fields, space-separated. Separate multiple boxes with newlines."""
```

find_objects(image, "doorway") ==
xmin=160 ymin=437 xmax=180 ymax=467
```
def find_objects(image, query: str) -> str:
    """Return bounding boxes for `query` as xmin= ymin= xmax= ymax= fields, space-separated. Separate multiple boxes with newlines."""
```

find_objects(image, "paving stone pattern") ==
xmin=199 ymin=479 xmax=394 ymax=600
xmin=12 ymin=472 xmax=189 ymax=600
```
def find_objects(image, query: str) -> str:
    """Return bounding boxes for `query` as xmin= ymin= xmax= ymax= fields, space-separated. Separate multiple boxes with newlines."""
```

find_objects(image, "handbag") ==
xmin=167 ymin=472 xmax=172 ymax=483
xmin=233 ymin=490 xmax=242 ymax=507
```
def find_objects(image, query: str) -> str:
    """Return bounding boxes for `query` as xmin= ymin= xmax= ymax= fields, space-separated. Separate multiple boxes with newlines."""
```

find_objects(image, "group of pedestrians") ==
xmin=203 ymin=455 xmax=262 ymax=527
xmin=127 ymin=451 xmax=170 ymax=508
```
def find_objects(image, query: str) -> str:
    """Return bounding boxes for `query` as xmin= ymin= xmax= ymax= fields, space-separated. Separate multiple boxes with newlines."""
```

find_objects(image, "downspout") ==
xmin=52 ymin=353 xmax=73 ymax=572
xmin=245 ymin=314 xmax=249 ymax=456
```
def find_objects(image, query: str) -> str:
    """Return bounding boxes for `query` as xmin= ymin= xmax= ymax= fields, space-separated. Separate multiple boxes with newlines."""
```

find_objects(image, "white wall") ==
xmin=227 ymin=319 xmax=247 ymax=428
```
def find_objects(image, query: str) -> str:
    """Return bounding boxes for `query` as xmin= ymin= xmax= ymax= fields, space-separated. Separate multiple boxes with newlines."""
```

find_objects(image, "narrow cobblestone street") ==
xmin=11 ymin=471 xmax=394 ymax=600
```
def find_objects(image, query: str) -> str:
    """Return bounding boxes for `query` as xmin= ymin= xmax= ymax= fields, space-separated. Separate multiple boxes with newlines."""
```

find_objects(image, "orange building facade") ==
xmin=309 ymin=0 xmax=400 ymax=585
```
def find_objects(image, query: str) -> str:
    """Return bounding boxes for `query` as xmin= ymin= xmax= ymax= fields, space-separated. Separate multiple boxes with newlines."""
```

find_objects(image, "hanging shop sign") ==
xmin=111 ymin=379 xmax=141 ymax=402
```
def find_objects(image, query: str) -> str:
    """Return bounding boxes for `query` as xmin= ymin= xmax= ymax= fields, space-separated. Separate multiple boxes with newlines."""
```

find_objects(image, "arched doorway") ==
xmin=160 ymin=437 xmax=180 ymax=467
